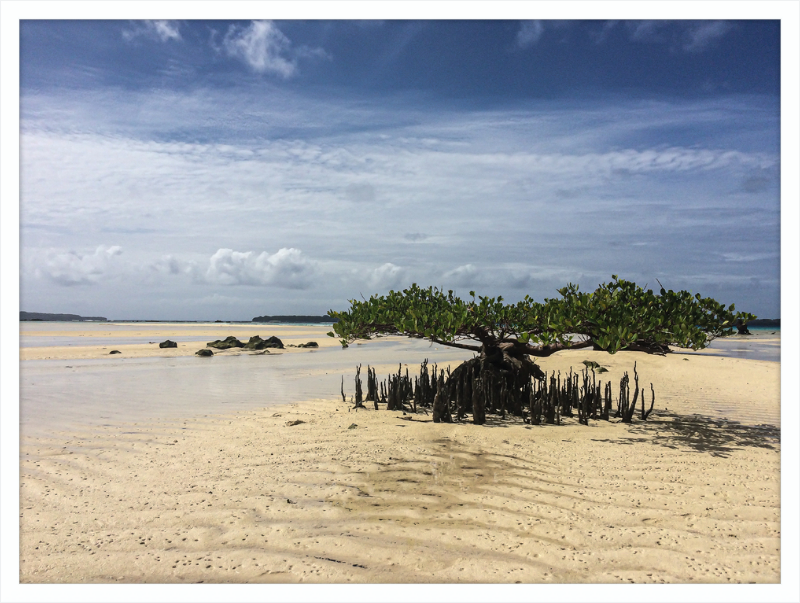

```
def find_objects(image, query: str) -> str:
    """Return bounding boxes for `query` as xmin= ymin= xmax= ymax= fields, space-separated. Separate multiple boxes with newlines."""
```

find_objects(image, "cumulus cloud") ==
xmin=367 ymin=263 xmax=406 ymax=290
xmin=149 ymin=254 xmax=195 ymax=276
xmin=122 ymin=20 xmax=182 ymax=43
xmin=204 ymin=248 xmax=316 ymax=289
xmin=223 ymin=20 xmax=322 ymax=77
xmin=516 ymin=21 xmax=545 ymax=49
xmin=38 ymin=245 xmax=122 ymax=286
xmin=443 ymin=264 xmax=480 ymax=287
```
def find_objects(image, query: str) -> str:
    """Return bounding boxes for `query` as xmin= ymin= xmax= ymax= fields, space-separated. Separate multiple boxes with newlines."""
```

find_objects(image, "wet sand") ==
xmin=18 ymin=324 xmax=782 ymax=584
xmin=19 ymin=322 xmax=343 ymax=361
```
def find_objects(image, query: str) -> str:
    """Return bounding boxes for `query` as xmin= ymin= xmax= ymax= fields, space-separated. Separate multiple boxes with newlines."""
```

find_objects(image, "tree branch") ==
xmin=428 ymin=337 xmax=482 ymax=352
xmin=515 ymin=339 xmax=596 ymax=357
xmin=622 ymin=340 xmax=671 ymax=355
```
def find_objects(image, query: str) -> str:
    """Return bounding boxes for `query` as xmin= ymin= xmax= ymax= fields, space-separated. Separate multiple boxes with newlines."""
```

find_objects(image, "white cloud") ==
xmin=443 ymin=264 xmax=480 ymax=287
xmin=682 ymin=21 xmax=733 ymax=53
xmin=627 ymin=21 xmax=666 ymax=44
xmin=368 ymin=263 xmax=406 ymax=290
xmin=626 ymin=20 xmax=733 ymax=53
xmin=223 ymin=21 xmax=297 ymax=77
xmin=149 ymin=254 xmax=195 ymax=276
xmin=18 ymin=87 xmax=779 ymax=318
xmin=38 ymin=245 xmax=122 ymax=286
xmin=719 ymin=252 xmax=779 ymax=263
xmin=205 ymin=248 xmax=316 ymax=289
xmin=516 ymin=21 xmax=545 ymax=49
xmin=123 ymin=20 xmax=182 ymax=43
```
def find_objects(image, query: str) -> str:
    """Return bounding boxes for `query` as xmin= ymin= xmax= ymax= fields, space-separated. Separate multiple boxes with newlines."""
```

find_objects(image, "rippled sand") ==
xmin=18 ymin=325 xmax=781 ymax=584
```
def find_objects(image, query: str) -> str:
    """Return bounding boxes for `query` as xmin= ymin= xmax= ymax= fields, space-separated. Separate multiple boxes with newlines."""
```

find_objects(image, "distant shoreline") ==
xmin=252 ymin=315 xmax=338 ymax=323
xmin=20 ymin=315 xmax=337 ymax=324
xmin=20 ymin=312 xmax=107 ymax=322
xmin=746 ymin=318 xmax=780 ymax=327
xmin=20 ymin=313 xmax=777 ymax=328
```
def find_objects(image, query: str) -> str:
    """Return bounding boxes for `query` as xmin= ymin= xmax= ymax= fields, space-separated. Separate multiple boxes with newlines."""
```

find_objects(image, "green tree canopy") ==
xmin=328 ymin=276 xmax=755 ymax=357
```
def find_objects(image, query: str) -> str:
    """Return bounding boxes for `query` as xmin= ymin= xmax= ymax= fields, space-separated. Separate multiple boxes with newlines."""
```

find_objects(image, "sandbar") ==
xmin=19 ymin=325 xmax=781 ymax=583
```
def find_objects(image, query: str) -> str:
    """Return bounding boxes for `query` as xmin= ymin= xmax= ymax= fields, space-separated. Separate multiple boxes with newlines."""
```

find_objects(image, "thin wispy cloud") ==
xmin=682 ymin=21 xmax=734 ymax=53
xmin=625 ymin=20 xmax=733 ymax=52
xmin=223 ymin=21 xmax=296 ymax=77
xmin=516 ymin=21 xmax=545 ymax=49
xmin=122 ymin=20 xmax=182 ymax=43
xmin=221 ymin=20 xmax=328 ymax=77
xmin=18 ymin=20 xmax=780 ymax=319
xmin=626 ymin=21 xmax=666 ymax=44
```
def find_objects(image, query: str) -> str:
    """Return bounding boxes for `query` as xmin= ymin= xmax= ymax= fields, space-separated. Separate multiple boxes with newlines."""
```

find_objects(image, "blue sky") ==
xmin=18 ymin=19 xmax=782 ymax=320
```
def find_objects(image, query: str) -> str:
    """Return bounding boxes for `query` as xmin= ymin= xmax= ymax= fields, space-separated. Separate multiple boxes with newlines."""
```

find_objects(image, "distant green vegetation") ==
xmin=20 ymin=311 xmax=107 ymax=322
xmin=252 ymin=315 xmax=337 ymax=323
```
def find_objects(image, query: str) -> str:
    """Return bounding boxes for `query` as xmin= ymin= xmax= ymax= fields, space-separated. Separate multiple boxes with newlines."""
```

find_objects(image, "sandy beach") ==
xmin=19 ymin=322 xmax=343 ymax=361
xmin=18 ymin=324 xmax=781 ymax=584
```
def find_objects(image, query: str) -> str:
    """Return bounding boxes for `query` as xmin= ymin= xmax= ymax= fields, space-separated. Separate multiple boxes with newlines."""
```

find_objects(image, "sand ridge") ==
xmin=19 ymin=349 xmax=780 ymax=584
xmin=18 ymin=323 xmax=782 ymax=583
xmin=19 ymin=323 xmax=343 ymax=361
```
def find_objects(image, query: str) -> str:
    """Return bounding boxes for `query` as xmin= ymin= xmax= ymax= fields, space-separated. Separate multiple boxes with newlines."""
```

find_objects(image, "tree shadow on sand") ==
xmin=592 ymin=411 xmax=780 ymax=458
xmin=394 ymin=408 xmax=779 ymax=459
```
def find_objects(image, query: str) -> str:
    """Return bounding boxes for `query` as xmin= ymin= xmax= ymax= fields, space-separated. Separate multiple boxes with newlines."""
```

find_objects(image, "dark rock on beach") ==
xmin=159 ymin=340 xmax=178 ymax=348
xmin=265 ymin=335 xmax=284 ymax=348
xmin=206 ymin=336 xmax=244 ymax=349
xmin=297 ymin=341 xmax=319 ymax=348
xmin=196 ymin=349 xmax=214 ymax=356
xmin=242 ymin=335 xmax=284 ymax=350
xmin=109 ymin=350 xmax=121 ymax=354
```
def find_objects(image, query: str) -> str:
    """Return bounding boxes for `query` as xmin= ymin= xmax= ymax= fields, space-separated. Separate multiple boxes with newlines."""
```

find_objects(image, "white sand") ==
xmin=18 ymin=325 xmax=781 ymax=584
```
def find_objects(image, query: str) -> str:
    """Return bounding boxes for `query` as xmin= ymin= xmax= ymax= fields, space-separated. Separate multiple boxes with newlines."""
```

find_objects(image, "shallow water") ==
xmin=19 ymin=334 xmax=216 ymax=348
xmin=18 ymin=322 xmax=780 ymax=437
xmin=18 ymin=321 xmax=330 ymax=348
xmin=672 ymin=332 xmax=780 ymax=363
xmin=19 ymin=339 xmax=474 ymax=437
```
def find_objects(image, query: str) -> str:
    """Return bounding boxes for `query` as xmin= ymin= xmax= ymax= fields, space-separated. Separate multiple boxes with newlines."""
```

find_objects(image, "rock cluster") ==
xmin=206 ymin=336 xmax=244 ymax=349
xmin=243 ymin=335 xmax=284 ymax=350
xmin=197 ymin=334 xmax=287 ymax=356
